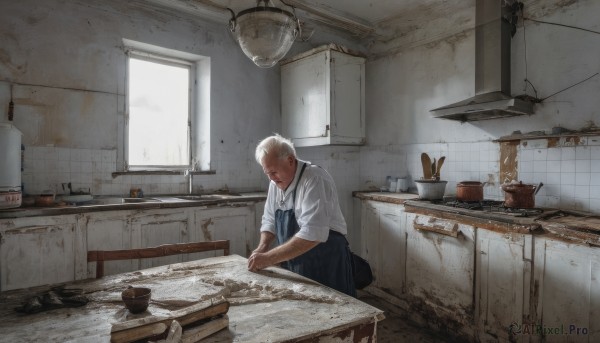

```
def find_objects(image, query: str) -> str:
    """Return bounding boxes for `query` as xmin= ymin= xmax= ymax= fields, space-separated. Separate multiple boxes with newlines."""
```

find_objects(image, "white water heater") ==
xmin=0 ymin=123 xmax=22 ymax=208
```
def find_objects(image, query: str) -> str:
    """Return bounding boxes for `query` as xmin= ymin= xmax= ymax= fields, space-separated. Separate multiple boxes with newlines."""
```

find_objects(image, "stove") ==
xmin=403 ymin=198 xmax=545 ymax=233
xmin=437 ymin=199 xmax=544 ymax=218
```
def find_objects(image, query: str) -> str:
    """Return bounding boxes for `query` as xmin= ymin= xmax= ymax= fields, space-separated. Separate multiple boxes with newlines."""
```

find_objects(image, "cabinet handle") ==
xmin=413 ymin=216 xmax=459 ymax=238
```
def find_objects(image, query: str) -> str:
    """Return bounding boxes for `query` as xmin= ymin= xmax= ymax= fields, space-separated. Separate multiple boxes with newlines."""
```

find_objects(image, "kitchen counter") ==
xmin=354 ymin=192 xmax=600 ymax=246
xmin=0 ymin=192 xmax=267 ymax=219
xmin=0 ymin=255 xmax=384 ymax=342
xmin=403 ymin=199 xmax=543 ymax=234
xmin=352 ymin=191 xmax=420 ymax=204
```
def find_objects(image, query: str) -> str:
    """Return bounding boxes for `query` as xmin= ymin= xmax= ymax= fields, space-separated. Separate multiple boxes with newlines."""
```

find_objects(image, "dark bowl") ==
xmin=121 ymin=287 xmax=151 ymax=313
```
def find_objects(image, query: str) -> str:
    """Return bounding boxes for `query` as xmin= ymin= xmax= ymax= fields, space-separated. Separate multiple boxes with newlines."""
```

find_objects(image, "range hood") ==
xmin=431 ymin=0 xmax=534 ymax=122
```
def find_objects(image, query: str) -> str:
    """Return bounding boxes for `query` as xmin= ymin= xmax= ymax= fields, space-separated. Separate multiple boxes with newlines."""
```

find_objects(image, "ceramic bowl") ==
xmin=121 ymin=287 xmax=151 ymax=313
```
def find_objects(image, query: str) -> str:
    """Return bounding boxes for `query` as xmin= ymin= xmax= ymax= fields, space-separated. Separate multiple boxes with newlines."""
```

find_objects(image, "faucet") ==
xmin=184 ymin=169 xmax=193 ymax=194
xmin=62 ymin=182 xmax=72 ymax=195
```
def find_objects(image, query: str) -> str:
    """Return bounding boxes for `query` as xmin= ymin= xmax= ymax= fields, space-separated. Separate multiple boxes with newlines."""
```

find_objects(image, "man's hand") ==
xmin=247 ymin=252 xmax=272 ymax=272
xmin=247 ymin=236 xmax=320 ymax=272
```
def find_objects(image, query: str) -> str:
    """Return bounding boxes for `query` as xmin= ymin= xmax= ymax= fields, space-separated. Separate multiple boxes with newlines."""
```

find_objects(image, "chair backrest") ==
xmin=87 ymin=240 xmax=230 ymax=278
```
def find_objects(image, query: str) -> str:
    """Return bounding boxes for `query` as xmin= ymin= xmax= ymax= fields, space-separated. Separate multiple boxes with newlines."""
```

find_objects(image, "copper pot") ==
xmin=456 ymin=181 xmax=484 ymax=202
xmin=501 ymin=182 xmax=543 ymax=208
xmin=35 ymin=193 xmax=55 ymax=207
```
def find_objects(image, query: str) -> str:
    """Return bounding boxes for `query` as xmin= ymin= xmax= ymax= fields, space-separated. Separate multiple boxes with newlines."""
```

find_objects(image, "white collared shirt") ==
xmin=260 ymin=159 xmax=347 ymax=242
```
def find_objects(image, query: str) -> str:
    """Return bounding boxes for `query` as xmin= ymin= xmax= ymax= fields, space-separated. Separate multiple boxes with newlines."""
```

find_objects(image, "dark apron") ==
xmin=275 ymin=163 xmax=356 ymax=297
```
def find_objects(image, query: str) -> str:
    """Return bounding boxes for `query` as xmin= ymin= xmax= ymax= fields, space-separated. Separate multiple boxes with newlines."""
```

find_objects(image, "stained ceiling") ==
xmin=143 ymin=0 xmax=474 ymax=40
xmin=139 ymin=0 xmax=570 ymax=55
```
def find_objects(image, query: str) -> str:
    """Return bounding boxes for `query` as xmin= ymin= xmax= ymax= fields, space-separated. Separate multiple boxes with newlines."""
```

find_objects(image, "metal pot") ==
xmin=456 ymin=181 xmax=484 ymax=202
xmin=501 ymin=182 xmax=543 ymax=208
xmin=415 ymin=180 xmax=447 ymax=200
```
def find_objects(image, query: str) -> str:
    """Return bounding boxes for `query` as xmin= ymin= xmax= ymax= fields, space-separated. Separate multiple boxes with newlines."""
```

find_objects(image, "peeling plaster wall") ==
xmin=0 ymin=0 xmax=281 ymax=195
xmin=363 ymin=0 xmax=600 ymax=213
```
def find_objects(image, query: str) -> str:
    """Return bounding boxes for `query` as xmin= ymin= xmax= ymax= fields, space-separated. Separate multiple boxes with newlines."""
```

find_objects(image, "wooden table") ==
xmin=0 ymin=255 xmax=384 ymax=342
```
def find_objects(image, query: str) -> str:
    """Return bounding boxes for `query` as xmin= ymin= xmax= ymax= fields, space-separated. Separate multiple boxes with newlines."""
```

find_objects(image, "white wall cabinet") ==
xmin=0 ymin=215 xmax=84 ymax=291
xmin=281 ymin=45 xmax=365 ymax=147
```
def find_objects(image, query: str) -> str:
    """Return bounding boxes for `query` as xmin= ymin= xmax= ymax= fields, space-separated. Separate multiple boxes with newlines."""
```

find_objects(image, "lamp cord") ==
xmin=517 ymin=4 xmax=600 ymax=103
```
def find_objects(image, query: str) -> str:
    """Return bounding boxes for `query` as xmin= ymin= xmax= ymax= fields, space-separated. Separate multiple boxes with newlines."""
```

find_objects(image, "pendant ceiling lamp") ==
xmin=228 ymin=0 xmax=301 ymax=68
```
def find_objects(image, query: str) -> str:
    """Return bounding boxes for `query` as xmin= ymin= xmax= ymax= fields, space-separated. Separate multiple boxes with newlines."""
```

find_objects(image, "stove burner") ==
xmin=441 ymin=199 xmax=544 ymax=217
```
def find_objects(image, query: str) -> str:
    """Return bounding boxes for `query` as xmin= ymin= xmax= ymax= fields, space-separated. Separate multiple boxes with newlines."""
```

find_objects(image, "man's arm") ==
xmin=248 ymin=236 xmax=319 ymax=271
xmin=253 ymin=231 xmax=276 ymax=254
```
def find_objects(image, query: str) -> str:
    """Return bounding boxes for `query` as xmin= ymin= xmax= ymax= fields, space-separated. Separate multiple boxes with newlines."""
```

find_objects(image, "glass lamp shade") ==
xmin=231 ymin=7 xmax=299 ymax=68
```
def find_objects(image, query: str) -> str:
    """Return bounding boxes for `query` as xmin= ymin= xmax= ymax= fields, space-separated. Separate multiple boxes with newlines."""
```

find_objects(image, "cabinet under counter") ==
xmin=0 ymin=198 xmax=265 ymax=291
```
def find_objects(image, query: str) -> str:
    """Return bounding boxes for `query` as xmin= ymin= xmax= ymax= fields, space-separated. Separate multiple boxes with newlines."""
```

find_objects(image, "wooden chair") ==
xmin=87 ymin=240 xmax=230 ymax=278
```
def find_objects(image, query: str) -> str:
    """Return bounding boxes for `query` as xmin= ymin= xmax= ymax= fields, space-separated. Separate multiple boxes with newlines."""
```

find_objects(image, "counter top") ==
xmin=0 ymin=192 xmax=267 ymax=219
xmin=352 ymin=191 xmax=420 ymax=204
xmin=403 ymin=199 xmax=543 ymax=234
xmin=354 ymin=192 xmax=600 ymax=245
xmin=0 ymin=255 xmax=384 ymax=342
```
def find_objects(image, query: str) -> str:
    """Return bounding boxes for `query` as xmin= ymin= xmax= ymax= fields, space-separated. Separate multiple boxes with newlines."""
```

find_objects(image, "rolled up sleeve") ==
xmin=259 ymin=183 xmax=277 ymax=235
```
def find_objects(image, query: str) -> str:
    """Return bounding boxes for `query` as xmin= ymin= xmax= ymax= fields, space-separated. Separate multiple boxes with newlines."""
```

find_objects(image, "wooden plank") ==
xmin=88 ymin=241 xmax=230 ymax=277
xmin=181 ymin=315 xmax=229 ymax=343
xmin=111 ymin=300 xmax=229 ymax=343
xmin=88 ymin=241 xmax=230 ymax=261
xmin=111 ymin=297 xmax=229 ymax=332
xmin=110 ymin=322 xmax=168 ymax=343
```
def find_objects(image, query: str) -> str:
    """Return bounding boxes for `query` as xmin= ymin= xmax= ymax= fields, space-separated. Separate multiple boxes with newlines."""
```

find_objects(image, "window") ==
xmin=119 ymin=40 xmax=211 ymax=173
xmin=127 ymin=53 xmax=191 ymax=170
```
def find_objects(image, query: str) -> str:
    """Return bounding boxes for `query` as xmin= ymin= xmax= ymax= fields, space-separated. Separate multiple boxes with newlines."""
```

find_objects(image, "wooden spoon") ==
xmin=434 ymin=156 xmax=446 ymax=180
xmin=421 ymin=153 xmax=432 ymax=179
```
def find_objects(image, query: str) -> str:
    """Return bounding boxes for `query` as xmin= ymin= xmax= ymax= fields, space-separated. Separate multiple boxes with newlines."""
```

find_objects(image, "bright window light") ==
xmin=128 ymin=56 xmax=190 ymax=168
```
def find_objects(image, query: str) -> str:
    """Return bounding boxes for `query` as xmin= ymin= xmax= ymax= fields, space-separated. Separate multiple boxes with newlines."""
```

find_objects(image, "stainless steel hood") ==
xmin=431 ymin=0 xmax=534 ymax=122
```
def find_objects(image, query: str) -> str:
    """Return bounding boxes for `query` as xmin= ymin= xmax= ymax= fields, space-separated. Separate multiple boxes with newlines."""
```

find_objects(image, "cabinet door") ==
xmin=281 ymin=47 xmax=365 ymax=147
xmin=405 ymin=213 xmax=476 ymax=329
xmin=84 ymin=210 xmax=135 ymax=278
xmin=281 ymin=50 xmax=329 ymax=141
xmin=476 ymin=229 xmax=532 ymax=342
xmin=0 ymin=216 xmax=78 ymax=291
xmin=131 ymin=209 xmax=190 ymax=269
xmin=330 ymin=50 xmax=365 ymax=142
xmin=533 ymin=237 xmax=600 ymax=342
xmin=360 ymin=200 xmax=405 ymax=296
xmin=193 ymin=206 xmax=254 ymax=258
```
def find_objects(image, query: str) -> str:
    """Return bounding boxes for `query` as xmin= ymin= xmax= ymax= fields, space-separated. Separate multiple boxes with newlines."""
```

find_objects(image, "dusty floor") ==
xmin=358 ymin=292 xmax=455 ymax=343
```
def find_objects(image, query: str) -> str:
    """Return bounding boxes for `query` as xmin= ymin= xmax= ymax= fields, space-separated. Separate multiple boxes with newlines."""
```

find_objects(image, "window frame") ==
xmin=125 ymin=49 xmax=195 ymax=172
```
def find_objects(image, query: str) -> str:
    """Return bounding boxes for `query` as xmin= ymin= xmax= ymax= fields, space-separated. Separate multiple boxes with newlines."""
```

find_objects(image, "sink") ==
xmin=173 ymin=193 xmax=243 ymax=201
xmin=83 ymin=197 xmax=160 ymax=205
xmin=175 ymin=195 xmax=227 ymax=201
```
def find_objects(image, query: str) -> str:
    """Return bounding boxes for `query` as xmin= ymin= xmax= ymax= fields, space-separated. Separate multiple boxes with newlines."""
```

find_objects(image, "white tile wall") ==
xmin=359 ymin=141 xmax=503 ymax=200
xmin=20 ymin=134 xmax=600 ymax=216
xmin=357 ymin=135 xmax=600 ymax=214
xmin=21 ymin=146 xmax=266 ymax=196
xmin=519 ymin=136 xmax=600 ymax=213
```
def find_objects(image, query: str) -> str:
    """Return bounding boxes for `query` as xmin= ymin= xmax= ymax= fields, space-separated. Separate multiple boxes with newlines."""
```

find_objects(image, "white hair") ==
xmin=255 ymin=134 xmax=296 ymax=164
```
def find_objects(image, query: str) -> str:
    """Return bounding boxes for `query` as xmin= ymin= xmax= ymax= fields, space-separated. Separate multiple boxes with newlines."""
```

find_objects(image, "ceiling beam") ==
xmin=282 ymin=0 xmax=375 ymax=38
